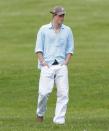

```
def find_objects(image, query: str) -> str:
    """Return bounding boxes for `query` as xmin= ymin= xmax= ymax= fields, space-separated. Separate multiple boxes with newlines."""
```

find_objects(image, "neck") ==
xmin=52 ymin=20 xmax=61 ymax=30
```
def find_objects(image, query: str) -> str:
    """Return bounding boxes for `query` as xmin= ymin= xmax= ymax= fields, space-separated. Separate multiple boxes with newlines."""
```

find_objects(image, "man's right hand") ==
xmin=41 ymin=61 xmax=49 ymax=68
xmin=36 ymin=52 xmax=49 ymax=68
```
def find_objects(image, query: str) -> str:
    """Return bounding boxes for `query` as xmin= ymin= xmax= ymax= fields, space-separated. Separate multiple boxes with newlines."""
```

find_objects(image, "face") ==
xmin=53 ymin=14 xmax=65 ymax=25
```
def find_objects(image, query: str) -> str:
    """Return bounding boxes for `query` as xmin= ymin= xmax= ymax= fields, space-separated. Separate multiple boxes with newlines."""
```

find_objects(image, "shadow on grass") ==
xmin=0 ymin=116 xmax=109 ymax=131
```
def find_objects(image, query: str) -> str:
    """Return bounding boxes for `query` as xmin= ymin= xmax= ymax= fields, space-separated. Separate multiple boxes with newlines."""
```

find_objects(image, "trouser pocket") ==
xmin=41 ymin=66 xmax=54 ymax=78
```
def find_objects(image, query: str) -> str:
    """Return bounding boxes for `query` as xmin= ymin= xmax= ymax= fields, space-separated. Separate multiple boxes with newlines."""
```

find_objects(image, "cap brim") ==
xmin=50 ymin=11 xmax=55 ymax=14
xmin=57 ymin=12 xmax=65 ymax=15
xmin=50 ymin=11 xmax=65 ymax=15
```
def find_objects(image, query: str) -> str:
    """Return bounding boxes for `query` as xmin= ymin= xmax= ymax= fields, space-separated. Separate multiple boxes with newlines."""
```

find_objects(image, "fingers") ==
xmin=60 ymin=62 xmax=68 ymax=66
xmin=43 ymin=63 xmax=49 ymax=68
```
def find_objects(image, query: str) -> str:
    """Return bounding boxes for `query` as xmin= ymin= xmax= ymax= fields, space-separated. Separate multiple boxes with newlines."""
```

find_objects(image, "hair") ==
xmin=52 ymin=13 xmax=57 ymax=18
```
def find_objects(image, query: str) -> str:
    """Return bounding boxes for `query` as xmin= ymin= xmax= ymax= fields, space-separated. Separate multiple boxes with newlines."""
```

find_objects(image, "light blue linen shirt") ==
xmin=35 ymin=23 xmax=74 ymax=69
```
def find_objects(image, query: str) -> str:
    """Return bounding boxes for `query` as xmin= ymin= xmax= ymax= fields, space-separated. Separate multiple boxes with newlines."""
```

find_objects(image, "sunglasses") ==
xmin=58 ymin=14 xmax=65 ymax=17
xmin=54 ymin=14 xmax=65 ymax=17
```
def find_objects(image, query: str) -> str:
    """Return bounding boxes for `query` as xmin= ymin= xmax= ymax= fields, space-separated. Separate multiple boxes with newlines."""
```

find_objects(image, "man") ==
xmin=35 ymin=6 xmax=74 ymax=124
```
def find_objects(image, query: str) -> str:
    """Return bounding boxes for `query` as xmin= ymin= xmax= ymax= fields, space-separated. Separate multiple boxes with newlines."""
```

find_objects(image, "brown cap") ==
xmin=50 ymin=6 xmax=65 ymax=15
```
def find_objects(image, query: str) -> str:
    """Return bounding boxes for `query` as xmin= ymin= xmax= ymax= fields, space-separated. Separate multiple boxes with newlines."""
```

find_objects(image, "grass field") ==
xmin=0 ymin=0 xmax=109 ymax=130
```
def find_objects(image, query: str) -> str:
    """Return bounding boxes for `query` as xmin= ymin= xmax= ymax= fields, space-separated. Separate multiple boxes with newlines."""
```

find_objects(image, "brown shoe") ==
xmin=36 ymin=115 xmax=43 ymax=123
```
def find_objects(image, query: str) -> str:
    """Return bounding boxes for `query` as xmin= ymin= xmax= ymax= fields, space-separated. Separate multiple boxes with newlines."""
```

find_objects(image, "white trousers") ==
xmin=36 ymin=64 xmax=69 ymax=124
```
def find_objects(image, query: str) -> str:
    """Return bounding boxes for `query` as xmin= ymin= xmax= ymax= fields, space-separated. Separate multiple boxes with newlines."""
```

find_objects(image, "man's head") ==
xmin=50 ymin=6 xmax=65 ymax=25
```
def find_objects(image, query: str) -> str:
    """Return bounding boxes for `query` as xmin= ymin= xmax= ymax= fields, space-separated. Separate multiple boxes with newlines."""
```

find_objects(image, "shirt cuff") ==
xmin=35 ymin=49 xmax=43 ymax=53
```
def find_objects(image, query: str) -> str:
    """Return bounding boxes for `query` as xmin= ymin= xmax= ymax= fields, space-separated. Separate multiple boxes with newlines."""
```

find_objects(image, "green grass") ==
xmin=0 ymin=0 xmax=109 ymax=130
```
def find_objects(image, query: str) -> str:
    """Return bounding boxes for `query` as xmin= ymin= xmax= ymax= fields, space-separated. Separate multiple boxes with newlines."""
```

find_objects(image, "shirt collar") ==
xmin=48 ymin=22 xmax=64 ymax=29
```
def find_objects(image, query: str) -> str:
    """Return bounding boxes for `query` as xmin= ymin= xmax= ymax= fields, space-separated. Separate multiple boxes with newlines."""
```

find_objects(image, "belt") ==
xmin=52 ymin=59 xmax=59 ymax=65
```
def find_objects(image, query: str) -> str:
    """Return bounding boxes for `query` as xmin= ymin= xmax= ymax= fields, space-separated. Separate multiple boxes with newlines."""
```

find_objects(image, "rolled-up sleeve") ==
xmin=66 ymin=28 xmax=74 ymax=55
xmin=35 ymin=27 xmax=44 ymax=53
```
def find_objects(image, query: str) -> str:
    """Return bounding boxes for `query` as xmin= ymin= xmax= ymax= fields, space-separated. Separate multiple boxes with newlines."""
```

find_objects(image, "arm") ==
xmin=64 ymin=53 xmax=72 ymax=65
xmin=36 ymin=52 xmax=49 ymax=68
xmin=63 ymin=28 xmax=74 ymax=65
xmin=35 ymin=27 xmax=49 ymax=68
